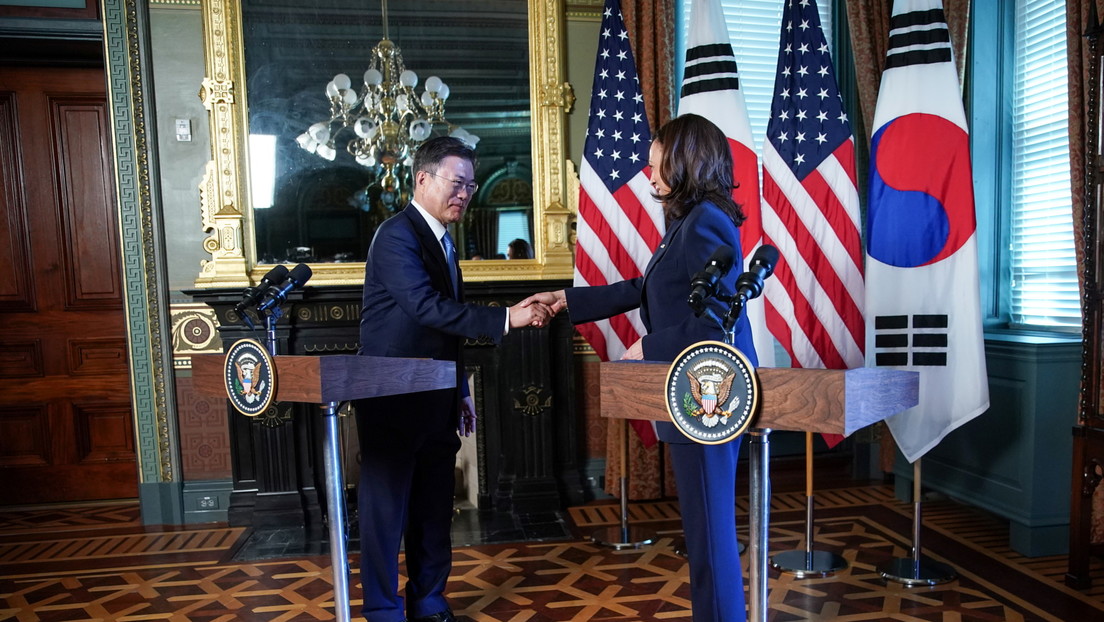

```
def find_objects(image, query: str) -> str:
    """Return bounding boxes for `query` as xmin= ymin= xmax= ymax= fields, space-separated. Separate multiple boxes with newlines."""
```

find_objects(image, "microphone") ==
xmin=734 ymin=244 xmax=779 ymax=302
xmin=688 ymin=245 xmax=736 ymax=314
xmin=256 ymin=263 xmax=313 ymax=312
xmin=234 ymin=264 xmax=290 ymax=315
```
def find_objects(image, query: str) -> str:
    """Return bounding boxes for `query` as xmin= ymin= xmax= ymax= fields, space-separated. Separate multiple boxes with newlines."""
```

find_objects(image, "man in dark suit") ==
xmin=355 ymin=136 xmax=550 ymax=622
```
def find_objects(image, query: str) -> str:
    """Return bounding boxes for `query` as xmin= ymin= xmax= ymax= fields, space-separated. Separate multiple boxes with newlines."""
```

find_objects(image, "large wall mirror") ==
xmin=196 ymin=0 xmax=576 ymax=287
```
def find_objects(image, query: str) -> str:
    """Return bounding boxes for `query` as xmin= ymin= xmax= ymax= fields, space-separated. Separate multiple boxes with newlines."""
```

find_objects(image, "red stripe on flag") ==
xmin=834 ymin=139 xmax=858 ymax=188
xmin=611 ymin=183 xmax=663 ymax=250
xmin=763 ymin=171 xmax=864 ymax=357
xmin=767 ymin=252 xmax=849 ymax=369
xmin=578 ymin=192 xmax=644 ymax=282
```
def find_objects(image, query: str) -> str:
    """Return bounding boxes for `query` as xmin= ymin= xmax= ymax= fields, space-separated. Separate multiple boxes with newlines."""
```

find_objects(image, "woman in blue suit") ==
xmin=531 ymin=113 xmax=755 ymax=622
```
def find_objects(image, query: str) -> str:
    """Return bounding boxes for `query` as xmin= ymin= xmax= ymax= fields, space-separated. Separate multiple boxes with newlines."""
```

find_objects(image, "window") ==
xmin=1009 ymin=0 xmax=1078 ymax=329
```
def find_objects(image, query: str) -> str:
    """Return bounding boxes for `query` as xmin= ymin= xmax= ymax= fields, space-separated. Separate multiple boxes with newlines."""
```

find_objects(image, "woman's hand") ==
xmin=620 ymin=338 xmax=644 ymax=360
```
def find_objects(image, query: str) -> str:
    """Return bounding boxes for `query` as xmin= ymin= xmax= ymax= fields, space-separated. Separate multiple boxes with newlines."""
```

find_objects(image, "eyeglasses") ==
xmin=428 ymin=172 xmax=479 ymax=195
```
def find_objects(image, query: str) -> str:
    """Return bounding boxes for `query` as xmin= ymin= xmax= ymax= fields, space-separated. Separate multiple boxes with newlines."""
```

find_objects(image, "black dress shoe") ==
xmin=411 ymin=610 xmax=456 ymax=622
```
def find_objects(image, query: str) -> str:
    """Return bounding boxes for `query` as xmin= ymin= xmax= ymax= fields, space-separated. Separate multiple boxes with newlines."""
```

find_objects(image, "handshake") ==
xmin=507 ymin=290 xmax=568 ymax=330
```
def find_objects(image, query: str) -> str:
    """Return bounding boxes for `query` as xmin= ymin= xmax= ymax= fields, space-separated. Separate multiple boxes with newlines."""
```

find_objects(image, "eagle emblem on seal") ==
xmin=687 ymin=368 xmax=740 ymax=428
xmin=233 ymin=353 xmax=267 ymax=403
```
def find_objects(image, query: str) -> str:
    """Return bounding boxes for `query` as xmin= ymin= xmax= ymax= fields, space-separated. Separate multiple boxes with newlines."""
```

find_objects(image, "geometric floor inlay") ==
xmin=3 ymin=486 xmax=1103 ymax=621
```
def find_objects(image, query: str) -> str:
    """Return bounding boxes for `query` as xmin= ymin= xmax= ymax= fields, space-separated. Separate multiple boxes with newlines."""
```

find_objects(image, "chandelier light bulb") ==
xmin=425 ymin=76 xmax=442 ymax=93
xmin=364 ymin=68 xmax=383 ymax=86
xmin=409 ymin=119 xmax=431 ymax=141
xmin=400 ymin=70 xmax=418 ymax=88
xmin=308 ymin=122 xmax=331 ymax=142
xmin=295 ymin=132 xmax=313 ymax=149
xmin=354 ymin=117 xmax=378 ymax=139
xmin=326 ymin=81 xmax=340 ymax=98
xmin=420 ymin=91 xmax=434 ymax=107
xmin=340 ymin=89 xmax=357 ymax=107
xmin=316 ymin=143 xmax=337 ymax=161
xmin=396 ymin=93 xmax=410 ymax=112
xmin=437 ymin=83 xmax=450 ymax=101
xmin=332 ymin=73 xmax=352 ymax=90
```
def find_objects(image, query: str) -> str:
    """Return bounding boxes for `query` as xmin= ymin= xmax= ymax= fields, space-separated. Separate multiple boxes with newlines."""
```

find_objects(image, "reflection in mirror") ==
xmin=241 ymin=0 xmax=531 ymax=264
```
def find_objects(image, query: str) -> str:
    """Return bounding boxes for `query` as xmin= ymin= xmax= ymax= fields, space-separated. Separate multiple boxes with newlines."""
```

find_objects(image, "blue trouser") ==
xmin=669 ymin=439 xmax=747 ymax=622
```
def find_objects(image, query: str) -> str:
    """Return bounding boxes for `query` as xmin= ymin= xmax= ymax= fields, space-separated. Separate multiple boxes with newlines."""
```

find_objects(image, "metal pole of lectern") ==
xmin=769 ymin=431 xmax=848 ymax=577
xmin=591 ymin=417 xmax=655 ymax=549
xmin=878 ymin=458 xmax=956 ymax=586
xmin=747 ymin=427 xmax=772 ymax=622
xmin=321 ymin=401 xmax=353 ymax=622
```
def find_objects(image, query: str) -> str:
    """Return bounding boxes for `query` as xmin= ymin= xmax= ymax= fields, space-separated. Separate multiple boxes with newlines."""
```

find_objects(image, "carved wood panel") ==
xmin=0 ymin=90 xmax=34 ymax=312
xmin=0 ymin=66 xmax=134 ymax=506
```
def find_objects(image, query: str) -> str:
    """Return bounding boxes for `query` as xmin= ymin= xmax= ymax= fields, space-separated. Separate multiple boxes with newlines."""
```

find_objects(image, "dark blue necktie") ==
xmin=442 ymin=231 xmax=459 ymax=298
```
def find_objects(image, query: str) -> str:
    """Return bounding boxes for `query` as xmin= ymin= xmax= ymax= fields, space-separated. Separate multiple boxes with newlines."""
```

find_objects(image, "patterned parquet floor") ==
xmin=2 ymin=485 xmax=1104 ymax=621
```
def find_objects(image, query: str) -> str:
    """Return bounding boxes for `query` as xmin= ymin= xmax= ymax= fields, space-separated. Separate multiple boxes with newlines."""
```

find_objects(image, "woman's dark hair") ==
xmin=507 ymin=238 xmax=532 ymax=259
xmin=652 ymin=113 xmax=745 ymax=226
xmin=413 ymin=136 xmax=478 ymax=174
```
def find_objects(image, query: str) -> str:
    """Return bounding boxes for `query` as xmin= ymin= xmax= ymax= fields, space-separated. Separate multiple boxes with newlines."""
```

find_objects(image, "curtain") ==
xmin=1068 ymin=0 xmax=1104 ymax=545
xmin=1067 ymin=0 xmax=1104 ymax=291
xmin=622 ymin=0 xmax=676 ymax=132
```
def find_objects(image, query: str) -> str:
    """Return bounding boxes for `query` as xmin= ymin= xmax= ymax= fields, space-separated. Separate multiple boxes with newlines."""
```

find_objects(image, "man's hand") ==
xmin=508 ymin=299 xmax=552 ymax=328
xmin=523 ymin=290 xmax=568 ymax=315
xmin=459 ymin=395 xmax=477 ymax=437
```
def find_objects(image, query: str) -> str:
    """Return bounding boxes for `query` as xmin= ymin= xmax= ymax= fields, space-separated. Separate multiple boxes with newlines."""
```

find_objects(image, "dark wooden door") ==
xmin=0 ymin=66 xmax=136 ymax=504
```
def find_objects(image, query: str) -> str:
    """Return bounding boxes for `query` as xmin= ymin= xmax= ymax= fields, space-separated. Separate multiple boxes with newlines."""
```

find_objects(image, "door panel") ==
xmin=0 ymin=66 xmax=135 ymax=504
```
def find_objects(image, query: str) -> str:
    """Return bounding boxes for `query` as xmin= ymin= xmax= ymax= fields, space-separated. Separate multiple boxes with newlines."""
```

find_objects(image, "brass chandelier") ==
xmin=294 ymin=0 xmax=478 ymax=210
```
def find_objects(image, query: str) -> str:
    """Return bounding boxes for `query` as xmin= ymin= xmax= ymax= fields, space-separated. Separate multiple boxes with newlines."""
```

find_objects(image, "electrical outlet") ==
xmin=198 ymin=496 xmax=218 ymax=509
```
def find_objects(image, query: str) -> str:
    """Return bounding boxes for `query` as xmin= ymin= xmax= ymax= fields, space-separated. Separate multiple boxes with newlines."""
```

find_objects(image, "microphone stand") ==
xmin=263 ymin=305 xmax=282 ymax=357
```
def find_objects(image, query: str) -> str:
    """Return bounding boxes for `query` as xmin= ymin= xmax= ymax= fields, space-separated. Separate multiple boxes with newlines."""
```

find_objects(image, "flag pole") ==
xmin=591 ymin=417 xmax=655 ymax=549
xmin=878 ymin=457 xmax=956 ymax=585
xmin=769 ymin=431 xmax=847 ymax=576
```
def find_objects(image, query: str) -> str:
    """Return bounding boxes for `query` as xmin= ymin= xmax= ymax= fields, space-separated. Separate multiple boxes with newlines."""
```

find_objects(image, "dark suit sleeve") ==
xmin=563 ymin=277 xmax=643 ymax=324
xmin=641 ymin=207 xmax=752 ymax=363
xmin=369 ymin=219 xmax=507 ymax=343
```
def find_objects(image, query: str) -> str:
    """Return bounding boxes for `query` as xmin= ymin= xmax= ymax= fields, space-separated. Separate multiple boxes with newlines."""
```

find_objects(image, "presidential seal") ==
xmin=665 ymin=341 xmax=759 ymax=444
xmin=224 ymin=339 xmax=276 ymax=417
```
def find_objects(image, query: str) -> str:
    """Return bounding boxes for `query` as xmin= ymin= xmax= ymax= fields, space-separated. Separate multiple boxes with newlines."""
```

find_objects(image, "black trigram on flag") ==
xmin=884 ymin=8 xmax=952 ymax=70
xmin=873 ymin=314 xmax=949 ymax=367
xmin=680 ymin=43 xmax=740 ymax=97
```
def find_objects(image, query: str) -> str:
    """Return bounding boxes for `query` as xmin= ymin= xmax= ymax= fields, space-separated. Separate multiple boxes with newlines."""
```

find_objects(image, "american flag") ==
xmin=574 ymin=0 xmax=664 ymax=446
xmin=760 ymin=0 xmax=865 ymax=380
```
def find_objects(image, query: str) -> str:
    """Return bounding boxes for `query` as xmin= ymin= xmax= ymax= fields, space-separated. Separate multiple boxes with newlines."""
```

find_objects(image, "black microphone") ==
xmin=688 ymin=245 xmax=736 ymax=314
xmin=234 ymin=264 xmax=290 ymax=315
xmin=256 ymin=263 xmax=313 ymax=312
xmin=734 ymin=244 xmax=779 ymax=302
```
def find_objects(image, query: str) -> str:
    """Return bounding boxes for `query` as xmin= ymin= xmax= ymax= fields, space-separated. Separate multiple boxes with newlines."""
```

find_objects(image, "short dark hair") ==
xmin=652 ymin=113 xmax=745 ymax=226
xmin=508 ymin=238 xmax=532 ymax=259
xmin=413 ymin=136 xmax=477 ymax=175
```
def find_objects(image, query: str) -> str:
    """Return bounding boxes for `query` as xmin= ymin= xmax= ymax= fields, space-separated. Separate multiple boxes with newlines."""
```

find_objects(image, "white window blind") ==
xmin=1010 ymin=0 xmax=1079 ymax=328
xmin=677 ymin=0 xmax=832 ymax=161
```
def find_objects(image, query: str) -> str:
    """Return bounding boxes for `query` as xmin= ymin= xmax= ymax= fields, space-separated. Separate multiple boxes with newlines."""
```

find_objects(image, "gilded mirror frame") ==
xmin=195 ymin=0 xmax=576 ymax=287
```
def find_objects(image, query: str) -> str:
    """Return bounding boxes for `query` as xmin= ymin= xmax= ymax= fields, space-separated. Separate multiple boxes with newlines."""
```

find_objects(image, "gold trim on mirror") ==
xmin=195 ymin=0 xmax=575 ymax=287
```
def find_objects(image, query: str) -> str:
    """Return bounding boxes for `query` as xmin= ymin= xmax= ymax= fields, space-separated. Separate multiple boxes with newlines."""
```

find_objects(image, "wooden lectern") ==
xmin=600 ymin=361 xmax=919 ymax=622
xmin=192 ymin=353 xmax=456 ymax=622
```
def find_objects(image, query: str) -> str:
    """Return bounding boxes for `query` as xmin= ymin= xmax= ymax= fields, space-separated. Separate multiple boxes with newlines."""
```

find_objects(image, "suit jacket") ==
xmin=565 ymin=201 xmax=758 ymax=443
xmin=359 ymin=204 xmax=507 ymax=403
